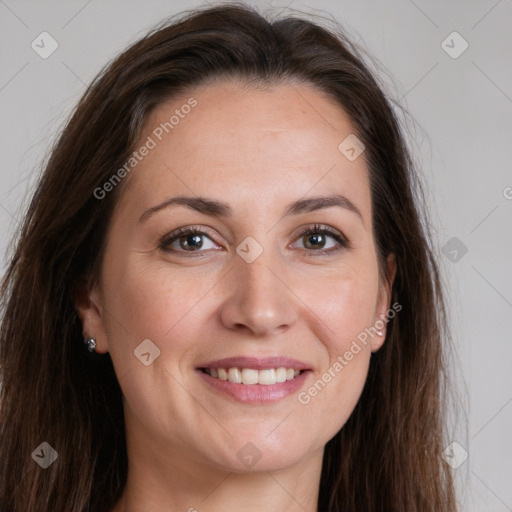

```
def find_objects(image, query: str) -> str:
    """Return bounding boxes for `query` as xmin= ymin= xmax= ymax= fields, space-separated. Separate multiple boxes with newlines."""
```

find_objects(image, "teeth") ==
xmin=228 ymin=367 xmax=242 ymax=383
xmin=276 ymin=367 xmax=287 ymax=383
xmin=241 ymin=368 xmax=259 ymax=385
xmin=258 ymin=369 xmax=276 ymax=385
xmin=204 ymin=367 xmax=304 ymax=385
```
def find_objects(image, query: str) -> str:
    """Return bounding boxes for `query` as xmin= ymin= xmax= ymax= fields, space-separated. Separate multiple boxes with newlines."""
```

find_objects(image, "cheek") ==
xmin=102 ymin=259 xmax=219 ymax=357
xmin=298 ymin=261 xmax=380 ymax=351
xmin=302 ymin=349 xmax=371 ymax=445
xmin=292 ymin=261 xmax=378 ymax=430
xmin=298 ymin=275 xmax=375 ymax=440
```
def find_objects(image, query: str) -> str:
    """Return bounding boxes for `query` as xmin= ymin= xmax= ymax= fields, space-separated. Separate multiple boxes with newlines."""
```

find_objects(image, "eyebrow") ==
xmin=138 ymin=193 xmax=365 ymax=227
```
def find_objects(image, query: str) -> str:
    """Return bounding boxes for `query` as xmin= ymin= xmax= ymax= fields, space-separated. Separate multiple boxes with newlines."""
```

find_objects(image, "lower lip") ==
xmin=196 ymin=369 xmax=311 ymax=403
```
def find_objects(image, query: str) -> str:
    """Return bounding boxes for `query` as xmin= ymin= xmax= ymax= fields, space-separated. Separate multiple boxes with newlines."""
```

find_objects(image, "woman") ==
xmin=0 ymin=3 xmax=457 ymax=511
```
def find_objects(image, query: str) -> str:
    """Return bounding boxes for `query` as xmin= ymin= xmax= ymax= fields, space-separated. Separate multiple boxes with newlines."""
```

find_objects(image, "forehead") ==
xmin=116 ymin=80 xmax=371 ymax=225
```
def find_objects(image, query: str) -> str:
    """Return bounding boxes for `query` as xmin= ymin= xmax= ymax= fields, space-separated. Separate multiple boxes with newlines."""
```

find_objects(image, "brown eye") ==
xmin=176 ymin=233 xmax=204 ymax=251
xmin=159 ymin=227 xmax=219 ymax=254
xmin=302 ymin=232 xmax=328 ymax=250
xmin=292 ymin=224 xmax=349 ymax=255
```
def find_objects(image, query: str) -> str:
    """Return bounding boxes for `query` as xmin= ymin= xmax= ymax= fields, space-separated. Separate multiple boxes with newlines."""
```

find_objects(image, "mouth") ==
xmin=195 ymin=356 xmax=312 ymax=403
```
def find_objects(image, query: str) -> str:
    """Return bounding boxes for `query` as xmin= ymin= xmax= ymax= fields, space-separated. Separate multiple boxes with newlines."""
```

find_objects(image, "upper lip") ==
xmin=197 ymin=356 xmax=311 ymax=371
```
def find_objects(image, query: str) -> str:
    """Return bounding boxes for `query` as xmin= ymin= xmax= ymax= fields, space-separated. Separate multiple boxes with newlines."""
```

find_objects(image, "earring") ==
xmin=84 ymin=336 xmax=97 ymax=352
xmin=376 ymin=330 xmax=383 ymax=336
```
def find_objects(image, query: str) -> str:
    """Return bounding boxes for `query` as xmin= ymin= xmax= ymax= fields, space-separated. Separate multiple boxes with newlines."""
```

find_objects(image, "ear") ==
xmin=74 ymin=275 xmax=109 ymax=353
xmin=370 ymin=253 xmax=397 ymax=352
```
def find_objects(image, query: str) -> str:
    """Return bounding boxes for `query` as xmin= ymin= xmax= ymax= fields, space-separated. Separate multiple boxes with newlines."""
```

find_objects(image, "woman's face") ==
xmin=79 ymin=80 xmax=395 ymax=473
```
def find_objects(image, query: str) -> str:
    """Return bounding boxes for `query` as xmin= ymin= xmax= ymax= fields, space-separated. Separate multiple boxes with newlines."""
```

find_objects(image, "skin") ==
xmin=76 ymin=79 xmax=396 ymax=512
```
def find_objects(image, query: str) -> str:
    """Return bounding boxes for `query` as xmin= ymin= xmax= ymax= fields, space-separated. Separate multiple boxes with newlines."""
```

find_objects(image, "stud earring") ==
xmin=84 ymin=336 xmax=96 ymax=352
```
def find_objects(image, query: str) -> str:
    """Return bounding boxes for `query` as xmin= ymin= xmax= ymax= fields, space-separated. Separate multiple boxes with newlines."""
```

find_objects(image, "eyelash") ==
xmin=158 ymin=223 xmax=349 ymax=257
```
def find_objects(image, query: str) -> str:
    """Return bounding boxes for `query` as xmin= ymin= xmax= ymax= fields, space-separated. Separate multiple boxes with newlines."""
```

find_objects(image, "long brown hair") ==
xmin=0 ymin=3 xmax=457 ymax=511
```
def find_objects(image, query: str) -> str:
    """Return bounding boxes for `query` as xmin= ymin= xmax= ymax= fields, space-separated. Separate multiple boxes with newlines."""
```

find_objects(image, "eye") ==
xmin=158 ymin=223 xmax=349 ymax=257
xmin=290 ymin=224 xmax=349 ymax=256
xmin=158 ymin=226 xmax=220 ymax=256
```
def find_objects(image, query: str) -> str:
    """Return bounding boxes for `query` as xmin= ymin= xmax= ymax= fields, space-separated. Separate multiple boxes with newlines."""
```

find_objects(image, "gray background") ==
xmin=1 ymin=0 xmax=511 ymax=510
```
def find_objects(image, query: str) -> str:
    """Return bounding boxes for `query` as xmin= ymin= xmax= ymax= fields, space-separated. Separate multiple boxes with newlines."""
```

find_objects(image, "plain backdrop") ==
xmin=1 ymin=0 xmax=511 ymax=510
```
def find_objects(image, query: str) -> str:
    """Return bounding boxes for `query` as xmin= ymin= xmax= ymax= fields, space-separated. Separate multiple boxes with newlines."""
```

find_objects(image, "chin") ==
xmin=208 ymin=432 xmax=318 ymax=473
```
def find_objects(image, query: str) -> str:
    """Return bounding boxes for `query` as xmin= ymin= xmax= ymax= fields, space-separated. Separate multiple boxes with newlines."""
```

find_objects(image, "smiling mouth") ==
xmin=199 ymin=367 xmax=308 ymax=385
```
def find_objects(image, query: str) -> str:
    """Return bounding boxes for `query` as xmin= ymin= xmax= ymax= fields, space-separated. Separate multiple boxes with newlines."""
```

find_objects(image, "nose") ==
xmin=219 ymin=249 xmax=299 ymax=337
